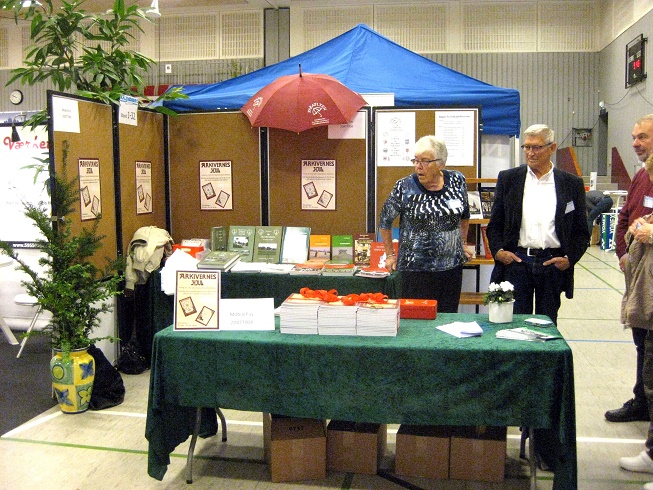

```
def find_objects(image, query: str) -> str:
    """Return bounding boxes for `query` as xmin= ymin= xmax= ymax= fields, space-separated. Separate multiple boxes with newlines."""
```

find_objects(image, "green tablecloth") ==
xmin=136 ymin=270 xmax=401 ymax=361
xmin=145 ymin=313 xmax=576 ymax=489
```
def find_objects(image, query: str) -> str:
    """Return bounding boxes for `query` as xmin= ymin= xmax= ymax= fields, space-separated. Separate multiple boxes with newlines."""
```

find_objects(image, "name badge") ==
xmin=645 ymin=196 xmax=653 ymax=208
xmin=448 ymin=198 xmax=463 ymax=210
xmin=565 ymin=201 xmax=575 ymax=214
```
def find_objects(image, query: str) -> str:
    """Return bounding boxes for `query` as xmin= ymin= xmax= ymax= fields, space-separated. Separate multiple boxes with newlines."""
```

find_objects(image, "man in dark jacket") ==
xmin=486 ymin=124 xmax=589 ymax=325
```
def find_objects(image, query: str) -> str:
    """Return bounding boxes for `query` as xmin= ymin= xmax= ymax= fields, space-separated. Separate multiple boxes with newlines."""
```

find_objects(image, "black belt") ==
xmin=515 ymin=247 xmax=563 ymax=258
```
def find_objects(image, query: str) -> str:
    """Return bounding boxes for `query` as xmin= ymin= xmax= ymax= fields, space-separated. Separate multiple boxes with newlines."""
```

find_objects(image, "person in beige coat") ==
xmin=619 ymin=155 xmax=653 ymax=489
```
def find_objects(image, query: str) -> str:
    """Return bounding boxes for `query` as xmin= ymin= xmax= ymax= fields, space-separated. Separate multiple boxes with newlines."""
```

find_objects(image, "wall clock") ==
xmin=10 ymin=89 xmax=23 ymax=105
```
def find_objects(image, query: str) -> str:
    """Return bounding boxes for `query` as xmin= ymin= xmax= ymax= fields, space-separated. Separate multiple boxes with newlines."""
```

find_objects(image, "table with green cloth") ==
xmin=145 ymin=313 xmax=576 ymax=489
xmin=135 ymin=270 xmax=400 ymax=361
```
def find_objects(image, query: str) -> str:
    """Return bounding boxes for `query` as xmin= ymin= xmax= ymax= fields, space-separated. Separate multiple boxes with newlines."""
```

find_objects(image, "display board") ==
xmin=0 ymin=123 xmax=50 ymax=245
xmin=267 ymin=111 xmax=370 ymax=235
xmin=117 ymin=108 xmax=167 ymax=253
xmin=373 ymin=107 xmax=480 ymax=230
xmin=167 ymin=112 xmax=262 ymax=241
xmin=49 ymin=92 xmax=118 ymax=267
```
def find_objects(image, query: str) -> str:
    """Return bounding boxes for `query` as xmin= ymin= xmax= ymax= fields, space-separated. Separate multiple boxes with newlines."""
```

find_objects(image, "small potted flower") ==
xmin=484 ymin=281 xmax=515 ymax=323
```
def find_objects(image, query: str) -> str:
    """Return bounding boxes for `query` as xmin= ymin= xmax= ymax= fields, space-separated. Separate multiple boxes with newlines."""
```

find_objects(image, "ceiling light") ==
xmin=146 ymin=0 xmax=161 ymax=18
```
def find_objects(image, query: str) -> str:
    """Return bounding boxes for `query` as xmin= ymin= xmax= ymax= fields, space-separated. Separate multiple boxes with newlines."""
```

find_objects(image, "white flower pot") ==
xmin=488 ymin=301 xmax=514 ymax=323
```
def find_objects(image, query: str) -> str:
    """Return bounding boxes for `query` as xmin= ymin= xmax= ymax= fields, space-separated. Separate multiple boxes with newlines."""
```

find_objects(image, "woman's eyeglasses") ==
xmin=411 ymin=158 xmax=442 ymax=165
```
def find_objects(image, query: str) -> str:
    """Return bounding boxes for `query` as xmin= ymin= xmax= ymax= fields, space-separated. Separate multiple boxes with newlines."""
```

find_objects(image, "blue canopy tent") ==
xmin=158 ymin=24 xmax=520 ymax=136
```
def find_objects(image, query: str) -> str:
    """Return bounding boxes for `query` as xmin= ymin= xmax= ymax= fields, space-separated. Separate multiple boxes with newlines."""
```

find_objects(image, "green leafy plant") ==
xmin=483 ymin=281 xmax=515 ymax=305
xmin=0 ymin=0 xmax=186 ymax=130
xmin=0 ymin=141 xmax=123 ymax=356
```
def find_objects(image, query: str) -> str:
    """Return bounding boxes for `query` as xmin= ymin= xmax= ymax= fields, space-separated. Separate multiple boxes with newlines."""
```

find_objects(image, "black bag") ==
xmin=116 ymin=339 xmax=148 ymax=375
xmin=88 ymin=344 xmax=125 ymax=410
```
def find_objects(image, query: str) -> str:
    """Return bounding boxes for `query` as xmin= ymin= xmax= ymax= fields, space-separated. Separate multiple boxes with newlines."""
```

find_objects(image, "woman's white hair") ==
xmin=414 ymin=135 xmax=448 ymax=163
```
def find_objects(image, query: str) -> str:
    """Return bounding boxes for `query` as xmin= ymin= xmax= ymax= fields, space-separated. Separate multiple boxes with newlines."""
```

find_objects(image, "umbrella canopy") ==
xmin=241 ymin=66 xmax=367 ymax=132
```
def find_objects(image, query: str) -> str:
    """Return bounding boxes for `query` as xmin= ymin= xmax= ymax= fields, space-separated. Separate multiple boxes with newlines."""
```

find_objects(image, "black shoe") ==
xmin=605 ymin=399 xmax=649 ymax=422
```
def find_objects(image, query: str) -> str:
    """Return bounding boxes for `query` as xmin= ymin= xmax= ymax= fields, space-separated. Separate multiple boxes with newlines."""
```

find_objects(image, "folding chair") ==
xmin=15 ymin=293 xmax=42 ymax=358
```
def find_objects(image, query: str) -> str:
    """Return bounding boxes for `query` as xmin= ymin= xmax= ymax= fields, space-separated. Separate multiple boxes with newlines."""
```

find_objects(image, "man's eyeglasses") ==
xmin=520 ymin=143 xmax=552 ymax=152
xmin=411 ymin=158 xmax=442 ymax=165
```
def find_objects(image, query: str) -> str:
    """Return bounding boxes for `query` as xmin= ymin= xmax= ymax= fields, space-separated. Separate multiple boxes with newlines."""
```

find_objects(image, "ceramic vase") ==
xmin=51 ymin=347 xmax=95 ymax=413
xmin=488 ymin=300 xmax=514 ymax=323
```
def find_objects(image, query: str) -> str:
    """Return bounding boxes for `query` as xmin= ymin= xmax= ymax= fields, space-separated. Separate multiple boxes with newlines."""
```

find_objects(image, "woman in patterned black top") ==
xmin=379 ymin=135 xmax=472 ymax=312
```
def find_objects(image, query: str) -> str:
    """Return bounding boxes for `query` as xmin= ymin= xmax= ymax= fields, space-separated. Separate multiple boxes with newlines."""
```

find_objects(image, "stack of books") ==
xmin=288 ymin=262 xmax=325 ymax=275
xmin=196 ymin=250 xmax=241 ymax=271
xmin=356 ymin=300 xmax=400 ymax=336
xmin=317 ymin=300 xmax=358 ymax=335
xmin=322 ymin=262 xmax=357 ymax=276
xmin=356 ymin=267 xmax=390 ymax=278
xmin=278 ymin=293 xmax=322 ymax=334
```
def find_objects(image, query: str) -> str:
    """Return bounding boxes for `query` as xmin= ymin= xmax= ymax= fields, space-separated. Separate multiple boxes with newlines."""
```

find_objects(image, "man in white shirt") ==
xmin=486 ymin=124 xmax=589 ymax=325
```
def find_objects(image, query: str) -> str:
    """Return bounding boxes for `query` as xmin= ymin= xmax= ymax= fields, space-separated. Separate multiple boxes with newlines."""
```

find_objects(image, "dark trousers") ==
xmin=503 ymin=252 xmax=565 ymax=325
xmin=400 ymin=265 xmax=463 ymax=313
xmin=635 ymin=326 xmax=648 ymax=406
xmin=644 ymin=330 xmax=653 ymax=449
xmin=587 ymin=196 xmax=614 ymax=234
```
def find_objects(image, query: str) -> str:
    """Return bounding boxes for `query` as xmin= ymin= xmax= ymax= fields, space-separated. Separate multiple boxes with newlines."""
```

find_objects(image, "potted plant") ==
xmin=484 ymin=280 xmax=515 ymax=323
xmin=0 ymin=157 xmax=123 ymax=413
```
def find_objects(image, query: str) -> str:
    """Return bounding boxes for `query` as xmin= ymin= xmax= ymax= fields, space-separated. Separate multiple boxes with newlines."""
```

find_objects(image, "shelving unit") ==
xmin=463 ymin=178 xmax=497 ymax=308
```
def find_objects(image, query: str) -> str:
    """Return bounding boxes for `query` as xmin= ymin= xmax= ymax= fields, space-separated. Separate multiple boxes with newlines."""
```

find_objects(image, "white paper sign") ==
xmin=78 ymin=158 xmax=101 ymax=221
xmin=174 ymin=270 xmax=221 ymax=331
xmin=328 ymin=112 xmax=366 ymax=139
xmin=118 ymin=95 xmax=138 ymax=126
xmin=135 ymin=161 xmax=152 ymax=214
xmin=52 ymin=96 xmax=80 ymax=133
xmin=199 ymin=160 xmax=233 ymax=210
xmin=219 ymin=298 xmax=275 ymax=330
xmin=434 ymin=110 xmax=476 ymax=167
xmin=375 ymin=112 xmax=415 ymax=166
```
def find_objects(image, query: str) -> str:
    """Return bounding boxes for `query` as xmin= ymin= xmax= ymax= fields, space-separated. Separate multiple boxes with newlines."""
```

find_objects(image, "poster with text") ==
xmin=78 ymin=158 xmax=101 ymax=221
xmin=375 ymin=112 xmax=415 ymax=166
xmin=434 ymin=110 xmax=476 ymax=167
xmin=199 ymin=160 xmax=233 ymax=210
xmin=0 ymin=124 xmax=50 ymax=244
xmin=174 ymin=270 xmax=221 ymax=331
xmin=301 ymin=159 xmax=336 ymax=210
xmin=135 ymin=161 xmax=152 ymax=214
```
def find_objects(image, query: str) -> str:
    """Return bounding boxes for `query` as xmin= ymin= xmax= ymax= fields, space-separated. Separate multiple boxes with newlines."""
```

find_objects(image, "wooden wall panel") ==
xmin=50 ymin=95 xmax=118 ymax=268
xmin=168 ymin=112 xmax=261 ymax=241
xmin=268 ymin=123 xmax=368 ymax=236
xmin=118 ymin=110 xmax=167 ymax=254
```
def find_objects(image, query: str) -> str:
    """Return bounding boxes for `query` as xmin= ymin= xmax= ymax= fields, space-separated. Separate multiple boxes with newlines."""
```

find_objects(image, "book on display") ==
xmin=252 ymin=226 xmax=283 ymax=263
xmin=280 ymin=226 xmax=311 ymax=264
xmin=479 ymin=186 xmax=496 ymax=219
xmin=288 ymin=262 xmax=325 ymax=275
xmin=467 ymin=191 xmax=483 ymax=219
xmin=322 ymin=262 xmax=357 ymax=276
xmin=278 ymin=293 xmax=322 ymax=334
xmin=197 ymin=250 xmax=241 ymax=270
xmin=330 ymin=234 xmax=354 ymax=264
xmin=353 ymin=233 xmax=374 ymax=266
xmin=210 ymin=226 xmax=228 ymax=251
xmin=227 ymin=225 xmax=256 ymax=262
xmin=308 ymin=234 xmax=331 ymax=263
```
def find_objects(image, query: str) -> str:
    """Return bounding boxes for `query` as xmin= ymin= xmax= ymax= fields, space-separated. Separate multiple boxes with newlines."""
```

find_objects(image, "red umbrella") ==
xmin=241 ymin=65 xmax=367 ymax=133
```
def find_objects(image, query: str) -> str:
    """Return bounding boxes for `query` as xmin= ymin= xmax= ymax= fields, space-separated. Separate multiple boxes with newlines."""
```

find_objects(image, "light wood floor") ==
xmin=0 ymin=245 xmax=650 ymax=489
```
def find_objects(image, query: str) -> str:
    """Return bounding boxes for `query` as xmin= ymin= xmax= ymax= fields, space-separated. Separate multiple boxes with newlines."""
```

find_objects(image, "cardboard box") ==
xmin=395 ymin=425 xmax=450 ymax=479
xmin=327 ymin=420 xmax=387 ymax=474
xmin=449 ymin=425 xmax=507 ymax=483
xmin=399 ymin=299 xmax=438 ymax=320
xmin=591 ymin=223 xmax=600 ymax=245
xmin=263 ymin=413 xmax=326 ymax=483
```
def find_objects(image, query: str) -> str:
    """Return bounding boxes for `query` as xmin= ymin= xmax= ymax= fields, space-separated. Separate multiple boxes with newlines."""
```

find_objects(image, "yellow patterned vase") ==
xmin=51 ymin=347 xmax=95 ymax=413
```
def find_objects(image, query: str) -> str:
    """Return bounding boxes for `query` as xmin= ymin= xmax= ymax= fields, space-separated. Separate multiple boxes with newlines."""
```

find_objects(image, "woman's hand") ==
xmin=385 ymin=255 xmax=397 ymax=271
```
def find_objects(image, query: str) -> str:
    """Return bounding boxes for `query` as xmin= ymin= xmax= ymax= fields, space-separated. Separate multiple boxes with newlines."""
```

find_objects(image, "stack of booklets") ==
xmin=356 ymin=267 xmax=390 ymax=278
xmin=288 ymin=262 xmax=325 ymax=275
xmin=356 ymin=300 xmax=400 ymax=336
xmin=317 ymin=300 xmax=358 ymax=335
xmin=322 ymin=262 xmax=357 ymax=276
xmin=196 ymin=250 xmax=241 ymax=271
xmin=278 ymin=293 xmax=322 ymax=334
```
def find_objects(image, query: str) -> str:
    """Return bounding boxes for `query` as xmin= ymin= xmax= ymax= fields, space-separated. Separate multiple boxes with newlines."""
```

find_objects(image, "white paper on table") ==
xmin=160 ymin=248 xmax=199 ymax=295
xmin=219 ymin=298 xmax=275 ymax=330
xmin=436 ymin=321 xmax=483 ymax=338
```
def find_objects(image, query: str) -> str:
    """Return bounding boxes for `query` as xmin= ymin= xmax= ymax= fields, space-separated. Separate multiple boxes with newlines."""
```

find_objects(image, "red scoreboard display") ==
xmin=626 ymin=35 xmax=647 ymax=88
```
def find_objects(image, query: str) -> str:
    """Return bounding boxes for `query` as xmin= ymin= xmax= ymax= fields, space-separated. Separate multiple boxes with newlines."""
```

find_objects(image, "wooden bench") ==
xmin=459 ymin=292 xmax=486 ymax=305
